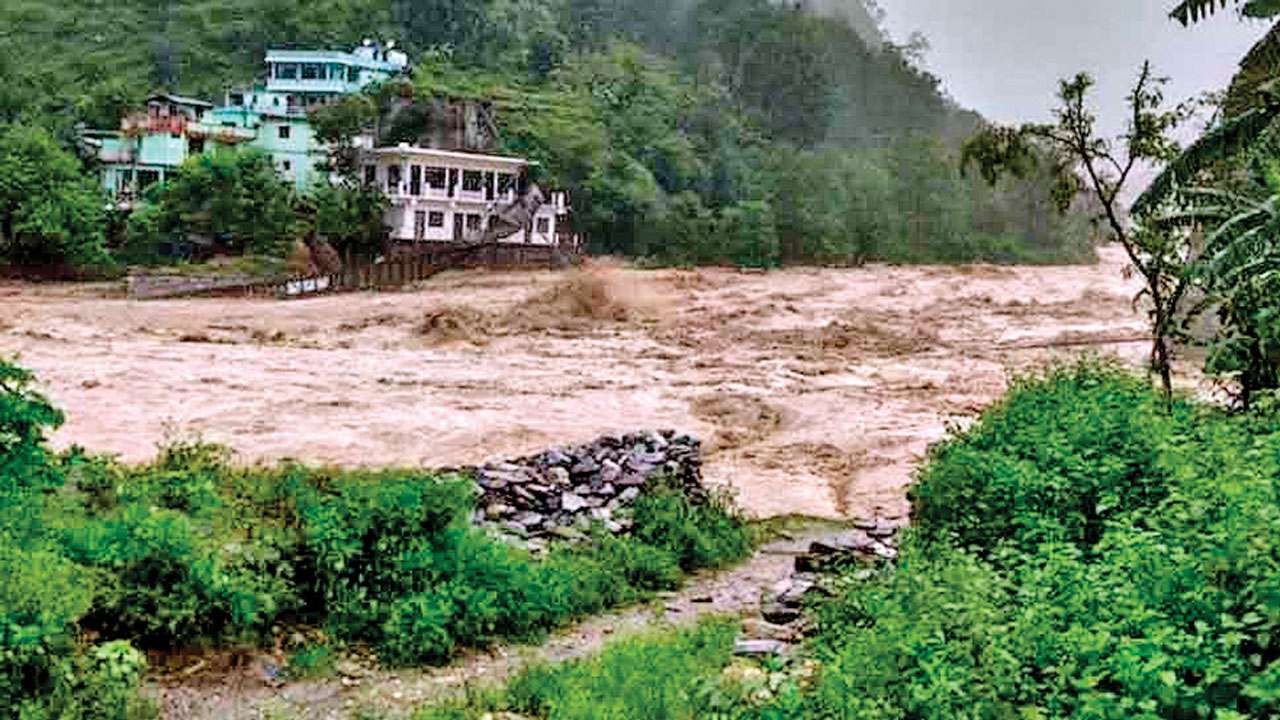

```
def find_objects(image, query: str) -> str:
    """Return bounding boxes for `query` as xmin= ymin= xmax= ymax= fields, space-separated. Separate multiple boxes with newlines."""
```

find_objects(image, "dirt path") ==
xmin=0 ymin=247 xmax=1153 ymax=522
xmin=151 ymin=523 xmax=846 ymax=720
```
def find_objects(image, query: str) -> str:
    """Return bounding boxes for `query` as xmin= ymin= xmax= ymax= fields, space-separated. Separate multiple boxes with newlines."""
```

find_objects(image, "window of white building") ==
xmin=424 ymin=167 xmax=447 ymax=190
xmin=462 ymin=170 xmax=484 ymax=193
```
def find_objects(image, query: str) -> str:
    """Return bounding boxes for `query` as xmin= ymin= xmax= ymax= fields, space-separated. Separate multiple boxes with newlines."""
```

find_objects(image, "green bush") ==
xmin=126 ymin=150 xmax=300 ymax=261
xmin=59 ymin=503 xmax=276 ymax=646
xmin=297 ymin=472 xmax=475 ymax=641
xmin=632 ymin=484 xmax=753 ymax=572
xmin=0 ymin=125 xmax=113 ymax=274
xmin=285 ymin=641 xmax=336 ymax=680
xmin=0 ymin=360 xmax=65 ymax=498
xmin=0 ymin=542 xmax=151 ymax=720
xmin=910 ymin=360 xmax=1181 ymax=555
xmin=0 ymin=543 xmax=92 ymax=713
xmin=770 ymin=363 xmax=1280 ymax=719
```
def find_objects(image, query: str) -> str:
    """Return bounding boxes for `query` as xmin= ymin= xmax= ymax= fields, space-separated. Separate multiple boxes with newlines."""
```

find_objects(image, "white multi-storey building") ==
xmin=366 ymin=145 xmax=569 ymax=246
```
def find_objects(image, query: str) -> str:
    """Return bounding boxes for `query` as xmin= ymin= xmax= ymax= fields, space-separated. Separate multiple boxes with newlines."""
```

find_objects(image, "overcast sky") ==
xmin=874 ymin=0 xmax=1271 ymax=137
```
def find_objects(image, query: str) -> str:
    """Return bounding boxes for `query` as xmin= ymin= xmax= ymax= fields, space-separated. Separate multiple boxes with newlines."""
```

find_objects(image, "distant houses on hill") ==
xmin=82 ymin=41 xmax=569 ymax=250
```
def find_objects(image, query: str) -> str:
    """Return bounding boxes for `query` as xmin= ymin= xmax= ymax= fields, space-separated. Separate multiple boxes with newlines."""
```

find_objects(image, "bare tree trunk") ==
xmin=1154 ymin=334 xmax=1174 ymax=410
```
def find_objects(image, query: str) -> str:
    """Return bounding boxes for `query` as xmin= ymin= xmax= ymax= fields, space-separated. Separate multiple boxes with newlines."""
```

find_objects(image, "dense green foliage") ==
xmin=910 ymin=364 xmax=1182 ymax=554
xmin=0 ymin=357 xmax=750 ymax=715
xmin=403 ymin=33 xmax=1093 ymax=266
xmin=122 ymin=150 xmax=299 ymax=261
xmin=3 ymin=0 xmax=1095 ymax=269
xmin=0 ymin=363 xmax=151 ymax=719
xmin=0 ymin=125 xmax=112 ymax=274
xmin=772 ymin=363 xmax=1280 ymax=719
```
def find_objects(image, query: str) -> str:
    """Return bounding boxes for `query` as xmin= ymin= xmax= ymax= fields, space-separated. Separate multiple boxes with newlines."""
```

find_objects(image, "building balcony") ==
xmin=266 ymin=78 xmax=360 ymax=96
xmin=386 ymin=184 xmax=517 ymax=205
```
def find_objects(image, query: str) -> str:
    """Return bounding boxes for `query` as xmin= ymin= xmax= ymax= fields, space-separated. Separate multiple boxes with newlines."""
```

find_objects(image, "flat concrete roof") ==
xmin=370 ymin=146 xmax=529 ymax=168
xmin=265 ymin=48 xmax=403 ymax=72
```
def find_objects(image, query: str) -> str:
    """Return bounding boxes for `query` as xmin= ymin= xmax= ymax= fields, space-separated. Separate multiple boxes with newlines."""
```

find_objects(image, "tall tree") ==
xmin=0 ymin=125 xmax=111 ymax=272
xmin=965 ymin=64 xmax=1189 ymax=404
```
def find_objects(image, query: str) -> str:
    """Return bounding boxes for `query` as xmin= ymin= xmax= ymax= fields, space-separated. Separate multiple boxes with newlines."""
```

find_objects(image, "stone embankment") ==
xmin=460 ymin=430 xmax=705 ymax=546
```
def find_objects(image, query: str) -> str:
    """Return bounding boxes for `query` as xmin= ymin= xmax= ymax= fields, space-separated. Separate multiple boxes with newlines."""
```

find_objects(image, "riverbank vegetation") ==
xmin=0 ymin=358 xmax=750 ymax=719
xmin=415 ymin=360 xmax=1280 ymax=719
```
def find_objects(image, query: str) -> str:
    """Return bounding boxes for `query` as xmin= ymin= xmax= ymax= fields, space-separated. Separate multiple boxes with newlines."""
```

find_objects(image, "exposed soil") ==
xmin=0 ymin=247 xmax=1157 ymax=521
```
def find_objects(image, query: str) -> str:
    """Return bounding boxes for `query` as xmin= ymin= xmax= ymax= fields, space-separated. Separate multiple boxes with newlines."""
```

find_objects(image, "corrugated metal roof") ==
xmin=147 ymin=93 xmax=214 ymax=108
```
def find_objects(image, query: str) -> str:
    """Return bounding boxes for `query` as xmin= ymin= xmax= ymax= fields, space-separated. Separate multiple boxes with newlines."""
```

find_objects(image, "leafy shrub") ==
xmin=631 ymin=484 xmax=752 ymax=571
xmin=285 ymin=641 xmax=336 ymax=680
xmin=380 ymin=592 xmax=459 ymax=666
xmin=593 ymin=534 xmax=684 ymax=592
xmin=59 ymin=504 xmax=258 ymax=646
xmin=0 ymin=543 xmax=92 ymax=713
xmin=117 ymin=440 xmax=230 ymax=516
xmin=0 ymin=360 xmax=65 ymax=497
xmin=69 ymin=641 xmax=155 ymax=720
xmin=297 ymin=472 xmax=475 ymax=641
xmin=771 ymin=363 xmax=1280 ymax=719
xmin=0 ymin=125 xmax=113 ymax=273
xmin=127 ymin=150 xmax=299 ymax=261
xmin=910 ymin=360 xmax=1182 ymax=554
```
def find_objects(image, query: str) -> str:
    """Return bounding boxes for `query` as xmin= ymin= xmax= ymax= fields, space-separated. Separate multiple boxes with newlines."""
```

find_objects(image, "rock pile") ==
xmin=462 ymin=430 xmax=704 ymax=544
xmin=760 ymin=518 xmax=901 ymax=627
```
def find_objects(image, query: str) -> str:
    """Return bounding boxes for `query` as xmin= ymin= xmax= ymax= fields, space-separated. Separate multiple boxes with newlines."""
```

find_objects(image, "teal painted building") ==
xmin=84 ymin=95 xmax=255 ymax=207
xmin=216 ymin=44 xmax=409 ymax=191
xmin=88 ymin=43 xmax=408 ymax=203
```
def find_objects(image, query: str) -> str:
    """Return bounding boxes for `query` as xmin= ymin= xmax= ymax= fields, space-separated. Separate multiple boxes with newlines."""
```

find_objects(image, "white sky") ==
xmin=874 ymin=0 xmax=1271 ymax=137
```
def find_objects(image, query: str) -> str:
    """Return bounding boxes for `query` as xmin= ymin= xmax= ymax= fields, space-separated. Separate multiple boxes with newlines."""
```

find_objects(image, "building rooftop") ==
xmin=148 ymin=93 xmax=214 ymax=109
xmin=265 ymin=45 xmax=408 ymax=73
xmin=370 ymin=145 xmax=530 ymax=169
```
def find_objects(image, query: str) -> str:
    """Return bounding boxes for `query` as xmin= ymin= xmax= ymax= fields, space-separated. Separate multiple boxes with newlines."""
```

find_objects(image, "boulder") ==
xmin=561 ymin=493 xmax=589 ymax=513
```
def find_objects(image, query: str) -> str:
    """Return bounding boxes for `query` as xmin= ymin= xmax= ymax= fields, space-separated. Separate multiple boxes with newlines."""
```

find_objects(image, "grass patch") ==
xmin=415 ymin=619 xmax=747 ymax=720
xmin=285 ymin=642 xmax=337 ymax=681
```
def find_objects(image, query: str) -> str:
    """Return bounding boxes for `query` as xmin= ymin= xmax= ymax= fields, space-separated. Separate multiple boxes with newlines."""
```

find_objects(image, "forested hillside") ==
xmin=0 ymin=0 xmax=1095 ymax=268
xmin=1 ymin=0 xmax=975 ymax=145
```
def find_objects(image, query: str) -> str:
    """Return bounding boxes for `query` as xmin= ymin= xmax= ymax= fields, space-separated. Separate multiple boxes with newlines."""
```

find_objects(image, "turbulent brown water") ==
xmin=1 ymin=246 xmax=1150 ymax=521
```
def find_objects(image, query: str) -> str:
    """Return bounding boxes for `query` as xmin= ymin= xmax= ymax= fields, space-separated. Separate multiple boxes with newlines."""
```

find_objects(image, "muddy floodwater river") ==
xmin=1 ymin=246 xmax=1151 ymax=521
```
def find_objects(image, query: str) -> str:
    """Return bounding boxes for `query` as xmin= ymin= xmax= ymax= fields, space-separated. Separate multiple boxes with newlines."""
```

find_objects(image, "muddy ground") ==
xmin=0 ymin=245 xmax=1151 ymax=521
